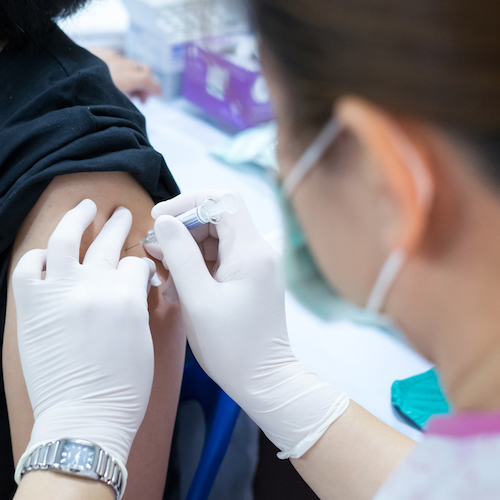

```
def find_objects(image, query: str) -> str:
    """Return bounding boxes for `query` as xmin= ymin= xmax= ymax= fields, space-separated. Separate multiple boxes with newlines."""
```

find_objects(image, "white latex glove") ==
xmin=149 ymin=191 xmax=349 ymax=459
xmin=13 ymin=199 xmax=156 ymax=486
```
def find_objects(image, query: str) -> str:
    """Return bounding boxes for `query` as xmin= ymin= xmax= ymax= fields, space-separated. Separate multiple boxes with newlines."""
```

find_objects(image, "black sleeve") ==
xmin=0 ymin=68 xmax=179 ymax=258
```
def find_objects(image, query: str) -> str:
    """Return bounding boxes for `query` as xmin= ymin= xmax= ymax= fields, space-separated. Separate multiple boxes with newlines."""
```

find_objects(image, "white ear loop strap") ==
xmin=283 ymin=119 xmax=341 ymax=199
xmin=366 ymin=249 xmax=406 ymax=313
xmin=281 ymin=115 xmax=430 ymax=315
xmin=365 ymin=127 xmax=433 ymax=314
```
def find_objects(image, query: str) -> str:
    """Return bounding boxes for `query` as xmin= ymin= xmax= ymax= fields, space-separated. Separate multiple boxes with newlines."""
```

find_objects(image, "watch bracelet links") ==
xmin=19 ymin=439 xmax=124 ymax=499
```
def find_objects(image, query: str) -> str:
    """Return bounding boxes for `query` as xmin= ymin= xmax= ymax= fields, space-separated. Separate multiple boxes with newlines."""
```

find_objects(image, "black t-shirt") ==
xmin=0 ymin=25 xmax=179 ymax=497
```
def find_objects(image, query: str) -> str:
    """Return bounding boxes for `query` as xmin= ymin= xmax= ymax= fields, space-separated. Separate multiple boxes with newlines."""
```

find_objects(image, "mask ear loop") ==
xmin=366 ymin=249 xmax=406 ymax=313
xmin=365 ymin=128 xmax=434 ymax=314
xmin=283 ymin=119 xmax=341 ymax=199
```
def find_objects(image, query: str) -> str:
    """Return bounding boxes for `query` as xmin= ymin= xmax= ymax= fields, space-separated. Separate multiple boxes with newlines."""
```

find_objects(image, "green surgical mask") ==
xmin=276 ymin=182 xmax=385 ymax=324
xmin=277 ymin=118 xmax=406 ymax=329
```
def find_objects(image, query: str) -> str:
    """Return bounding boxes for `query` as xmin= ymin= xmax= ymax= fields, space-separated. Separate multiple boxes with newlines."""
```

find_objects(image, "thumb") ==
xmin=154 ymin=215 xmax=213 ymax=304
xmin=143 ymin=241 xmax=165 ymax=262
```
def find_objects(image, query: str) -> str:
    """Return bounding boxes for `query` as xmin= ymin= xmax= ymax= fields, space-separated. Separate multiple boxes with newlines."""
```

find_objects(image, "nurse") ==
xmin=148 ymin=0 xmax=500 ymax=497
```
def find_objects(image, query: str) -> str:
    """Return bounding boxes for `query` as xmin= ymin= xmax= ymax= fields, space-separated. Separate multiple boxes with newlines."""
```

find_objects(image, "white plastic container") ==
xmin=122 ymin=0 xmax=248 ymax=100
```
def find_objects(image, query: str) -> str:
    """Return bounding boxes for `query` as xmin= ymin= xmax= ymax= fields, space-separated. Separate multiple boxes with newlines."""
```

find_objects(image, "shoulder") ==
xmin=42 ymin=28 xmax=141 ymax=114
xmin=373 ymin=434 xmax=500 ymax=500
xmin=41 ymin=25 xmax=108 ymax=78
xmin=0 ymin=24 xmax=137 ymax=122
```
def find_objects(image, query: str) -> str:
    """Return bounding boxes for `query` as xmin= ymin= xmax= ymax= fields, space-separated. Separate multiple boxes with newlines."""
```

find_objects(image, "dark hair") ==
xmin=252 ymin=0 xmax=500 ymax=176
xmin=0 ymin=0 xmax=90 ymax=44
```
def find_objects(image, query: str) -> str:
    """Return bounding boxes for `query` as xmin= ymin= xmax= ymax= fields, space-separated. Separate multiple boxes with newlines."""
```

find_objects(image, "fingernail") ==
xmin=151 ymin=272 xmax=162 ymax=287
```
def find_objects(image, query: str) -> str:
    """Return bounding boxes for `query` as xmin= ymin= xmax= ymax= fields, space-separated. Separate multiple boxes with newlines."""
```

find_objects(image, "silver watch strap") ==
xmin=19 ymin=439 xmax=124 ymax=500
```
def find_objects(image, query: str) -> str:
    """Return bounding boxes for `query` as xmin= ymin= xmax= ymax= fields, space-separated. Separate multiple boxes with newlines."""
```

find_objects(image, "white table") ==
xmin=58 ymin=0 xmax=130 ymax=49
xmin=135 ymin=97 xmax=433 ymax=443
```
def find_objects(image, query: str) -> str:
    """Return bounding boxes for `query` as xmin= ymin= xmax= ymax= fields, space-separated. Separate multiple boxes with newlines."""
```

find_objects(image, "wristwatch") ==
xmin=18 ymin=438 xmax=125 ymax=499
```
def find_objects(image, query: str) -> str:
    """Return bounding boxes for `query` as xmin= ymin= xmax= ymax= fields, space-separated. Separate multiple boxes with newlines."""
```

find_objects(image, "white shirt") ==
xmin=374 ymin=412 xmax=500 ymax=499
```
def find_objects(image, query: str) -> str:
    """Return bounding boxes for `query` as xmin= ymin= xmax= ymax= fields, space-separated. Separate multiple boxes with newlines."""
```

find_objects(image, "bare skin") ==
xmin=3 ymin=172 xmax=186 ymax=500
xmin=292 ymin=403 xmax=415 ymax=500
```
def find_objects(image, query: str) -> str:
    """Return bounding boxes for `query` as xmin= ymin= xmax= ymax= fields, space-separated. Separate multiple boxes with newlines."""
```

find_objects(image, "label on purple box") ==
xmin=183 ymin=39 xmax=274 ymax=131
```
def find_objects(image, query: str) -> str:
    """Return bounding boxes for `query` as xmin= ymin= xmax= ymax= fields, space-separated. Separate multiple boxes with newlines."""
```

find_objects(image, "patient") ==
xmin=0 ymin=1 xmax=185 ymax=498
xmin=90 ymin=47 xmax=162 ymax=103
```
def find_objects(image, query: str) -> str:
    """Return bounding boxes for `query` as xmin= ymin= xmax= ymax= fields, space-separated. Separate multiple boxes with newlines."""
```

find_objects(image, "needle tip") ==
xmin=125 ymin=243 xmax=141 ymax=251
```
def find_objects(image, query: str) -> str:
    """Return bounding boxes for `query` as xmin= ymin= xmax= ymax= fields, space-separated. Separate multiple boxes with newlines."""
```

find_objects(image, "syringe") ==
xmin=140 ymin=193 xmax=239 ymax=246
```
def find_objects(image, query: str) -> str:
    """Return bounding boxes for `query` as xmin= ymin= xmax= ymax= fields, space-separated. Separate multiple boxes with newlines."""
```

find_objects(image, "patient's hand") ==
xmin=90 ymin=48 xmax=162 ymax=103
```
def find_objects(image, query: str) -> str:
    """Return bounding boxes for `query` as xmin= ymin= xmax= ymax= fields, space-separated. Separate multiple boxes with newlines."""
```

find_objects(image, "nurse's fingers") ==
xmin=117 ymin=256 xmax=158 ymax=295
xmin=143 ymin=241 xmax=165 ymax=262
xmin=162 ymin=274 xmax=179 ymax=304
xmin=152 ymin=191 xmax=230 ymax=219
xmin=83 ymin=207 xmax=132 ymax=269
xmin=210 ymin=195 xmax=263 ymax=252
xmin=151 ymin=190 xmax=236 ymax=244
xmin=13 ymin=249 xmax=47 ymax=284
xmin=154 ymin=215 xmax=213 ymax=304
xmin=144 ymin=235 xmax=219 ymax=263
xmin=46 ymin=199 xmax=97 ymax=280
xmin=153 ymin=190 xmax=263 ymax=261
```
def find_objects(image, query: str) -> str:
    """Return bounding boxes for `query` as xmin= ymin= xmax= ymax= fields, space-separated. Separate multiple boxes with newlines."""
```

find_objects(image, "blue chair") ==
xmin=179 ymin=358 xmax=241 ymax=500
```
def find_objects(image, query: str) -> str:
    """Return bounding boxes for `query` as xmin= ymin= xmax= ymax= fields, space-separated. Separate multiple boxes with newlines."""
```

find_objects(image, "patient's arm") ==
xmin=3 ymin=171 xmax=186 ymax=500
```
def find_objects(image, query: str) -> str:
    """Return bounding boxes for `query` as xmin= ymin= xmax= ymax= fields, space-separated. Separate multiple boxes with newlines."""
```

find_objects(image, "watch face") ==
xmin=60 ymin=443 xmax=95 ymax=470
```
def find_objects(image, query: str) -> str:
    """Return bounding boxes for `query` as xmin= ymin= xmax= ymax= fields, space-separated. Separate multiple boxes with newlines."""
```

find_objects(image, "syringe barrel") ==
xmin=140 ymin=195 xmax=238 ymax=246
xmin=176 ymin=206 xmax=207 ymax=230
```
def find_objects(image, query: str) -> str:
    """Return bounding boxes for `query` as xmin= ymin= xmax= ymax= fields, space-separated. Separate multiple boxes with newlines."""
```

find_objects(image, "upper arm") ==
xmin=3 ymin=171 xmax=186 ymax=499
xmin=8 ymin=171 xmax=160 ymax=270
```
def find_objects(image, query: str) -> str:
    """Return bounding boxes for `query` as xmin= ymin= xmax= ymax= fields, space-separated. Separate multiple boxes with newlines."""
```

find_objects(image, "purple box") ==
xmin=182 ymin=37 xmax=274 ymax=131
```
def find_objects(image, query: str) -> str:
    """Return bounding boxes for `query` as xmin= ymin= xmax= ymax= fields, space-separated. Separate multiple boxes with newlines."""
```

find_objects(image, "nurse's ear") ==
xmin=335 ymin=96 xmax=435 ymax=254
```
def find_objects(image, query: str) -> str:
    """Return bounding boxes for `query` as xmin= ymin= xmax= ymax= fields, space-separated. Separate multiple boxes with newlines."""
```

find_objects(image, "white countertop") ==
xmin=58 ymin=0 xmax=130 ymax=49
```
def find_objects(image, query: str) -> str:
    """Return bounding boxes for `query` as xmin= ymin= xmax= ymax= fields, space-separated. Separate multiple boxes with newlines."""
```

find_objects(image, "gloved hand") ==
xmin=149 ymin=191 xmax=349 ymax=459
xmin=13 ymin=199 xmax=156 ymax=485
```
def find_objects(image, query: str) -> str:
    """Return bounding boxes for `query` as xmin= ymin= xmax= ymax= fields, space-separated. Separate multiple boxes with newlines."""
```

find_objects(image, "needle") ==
xmin=124 ymin=243 xmax=141 ymax=251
